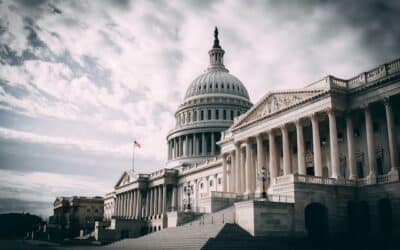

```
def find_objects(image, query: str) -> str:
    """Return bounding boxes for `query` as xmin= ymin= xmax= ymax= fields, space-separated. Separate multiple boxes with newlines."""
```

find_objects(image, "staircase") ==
xmin=101 ymin=205 xmax=294 ymax=250
xmin=103 ymin=223 xmax=226 ymax=250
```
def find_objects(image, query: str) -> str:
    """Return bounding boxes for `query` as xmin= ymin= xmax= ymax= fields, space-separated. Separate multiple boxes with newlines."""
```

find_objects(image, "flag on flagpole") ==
xmin=134 ymin=140 xmax=141 ymax=148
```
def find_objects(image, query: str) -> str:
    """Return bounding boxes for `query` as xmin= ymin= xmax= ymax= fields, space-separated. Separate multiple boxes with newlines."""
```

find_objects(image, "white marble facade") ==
xmin=103 ymin=28 xmax=400 ymax=235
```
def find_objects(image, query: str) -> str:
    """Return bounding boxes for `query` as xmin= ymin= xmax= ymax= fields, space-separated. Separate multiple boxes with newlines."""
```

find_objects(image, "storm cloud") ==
xmin=0 ymin=0 xmax=399 ymax=217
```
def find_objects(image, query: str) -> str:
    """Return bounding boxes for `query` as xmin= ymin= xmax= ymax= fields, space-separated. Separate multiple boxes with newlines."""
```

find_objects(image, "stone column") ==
xmin=240 ymin=146 xmax=246 ymax=194
xmin=384 ymin=98 xmax=399 ymax=175
xmin=328 ymin=109 xmax=340 ymax=179
xmin=149 ymin=188 xmax=154 ymax=217
xmin=145 ymin=191 xmax=150 ymax=217
xmin=153 ymin=187 xmax=158 ymax=216
xmin=346 ymin=114 xmax=357 ymax=180
xmin=127 ymin=191 xmax=132 ymax=219
xmin=136 ymin=191 xmax=142 ymax=219
xmin=222 ymin=155 xmax=227 ymax=192
xmin=244 ymin=141 xmax=251 ymax=195
xmin=281 ymin=124 xmax=292 ymax=175
xmin=174 ymin=138 xmax=177 ymax=158
xmin=158 ymin=186 xmax=163 ymax=215
xmin=235 ymin=143 xmax=241 ymax=193
xmin=211 ymin=132 xmax=215 ymax=155
xmin=295 ymin=119 xmax=306 ymax=175
xmin=179 ymin=136 xmax=182 ymax=158
xmin=118 ymin=194 xmax=123 ymax=218
xmin=230 ymin=152 xmax=235 ymax=192
xmin=171 ymin=186 xmax=177 ymax=210
xmin=202 ymin=133 xmax=207 ymax=155
xmin=269 ymin=130 xmax=278 ymax=179
xmin=132 ymin=190 xmax=137 ymax=219
xmin=185 ymin=135 xmax=189 ymax=157
xmin=162 ymin=185 xmax=167 ymax=213
xmin=255 ymin=134 xmax=264 ymax=197
xmin=115 ymin=195 xmax=120 ymax=217
xmin=121 ymin=193 xmax=125 ymax=218
xmin=193 ymin=134 xmax=198 ymax=156
xmin=311 ymin=113 xmax=323 ymax=177
xmin=364 ymin=105 xmax=377 ymax=178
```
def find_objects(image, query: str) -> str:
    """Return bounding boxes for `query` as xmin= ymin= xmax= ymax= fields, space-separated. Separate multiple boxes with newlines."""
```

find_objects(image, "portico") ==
xmin=220 ymin=69 xmax=400 ymax=197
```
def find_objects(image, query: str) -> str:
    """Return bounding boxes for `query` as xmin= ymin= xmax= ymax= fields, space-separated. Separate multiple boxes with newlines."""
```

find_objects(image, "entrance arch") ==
xmin=305 ymin=203 xmax=329 ymax=244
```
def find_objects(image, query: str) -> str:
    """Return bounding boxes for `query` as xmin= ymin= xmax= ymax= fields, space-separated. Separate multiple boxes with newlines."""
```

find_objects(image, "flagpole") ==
xmin=132 ymin=141 xmax=135 ymax=172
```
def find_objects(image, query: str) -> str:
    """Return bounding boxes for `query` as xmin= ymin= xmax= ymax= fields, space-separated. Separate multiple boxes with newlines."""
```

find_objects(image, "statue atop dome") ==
xmin=213 ymin=26 xmax=221 ymax=49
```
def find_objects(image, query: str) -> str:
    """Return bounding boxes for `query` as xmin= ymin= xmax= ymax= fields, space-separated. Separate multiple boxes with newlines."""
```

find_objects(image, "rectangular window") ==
xmin=216 ymin=110 xmax=219 ymax=120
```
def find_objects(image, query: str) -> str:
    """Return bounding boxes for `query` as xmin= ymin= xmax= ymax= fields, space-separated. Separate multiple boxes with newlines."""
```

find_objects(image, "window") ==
xmin=221 ymin=84 xmax=224 ymax=89
xmin=218 ymin=178 xmax=221 ymax=185
xmin=200 ymin=110 xmax=204 ymax=120
xmin=200 ymin=183 xmax=204 ymax=189
xmin=216 ymin=84 xmax=218 ymax=89
xmin=95 ymin=209 xmax=99 ymax=213
xmin=223 ymin=110 xmax=227 ymax=120
xmin=353 ymin=128 xmax=360 ymax=137
xmin=216 ymin=109 xmax=219 ymax=120
xmin=193 ymin=111 xmax=197 ymax=121
xmin=209 ymin=180 xmax=213 ymax=187
xmin=208 ymin=110 xmax=212 ymax=120
xmin=230 ymin=110 xmax=234 ymax=119
xmin=188 ymin=112 xmax=191 ymax=123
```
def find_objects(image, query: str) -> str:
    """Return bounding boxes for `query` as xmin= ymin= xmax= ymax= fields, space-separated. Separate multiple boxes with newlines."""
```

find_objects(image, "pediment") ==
xmin=115 ymin=170 xmax=137 ymax=188
xmin=233 ymin=90 xmax=324 ymax=128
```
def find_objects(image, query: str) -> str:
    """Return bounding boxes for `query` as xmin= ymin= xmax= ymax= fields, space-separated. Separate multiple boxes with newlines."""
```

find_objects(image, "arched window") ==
xmin=188 ymin=112 xmax=191 ymax=123
xmin=200 ymin=110 xmax=204 ymax=120
xmin=230 ymin=110 xmax=234 ymax=119
xmin=209 ymin=180 xmax=213 ymax=187
xmin=215 ymin=109 xmax=219 ymax=120
xmin=223 ymin=110 xmax=227 ymax=120
xmin=208 ymin=110 xmax=211 ymax=120
xmin=221 ymin=84 xmax=224 ymax=89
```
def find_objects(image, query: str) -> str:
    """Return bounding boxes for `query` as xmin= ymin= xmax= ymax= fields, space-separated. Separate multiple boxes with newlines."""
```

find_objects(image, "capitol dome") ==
xmin=184 ymin=70 xmax=250 ymax=101
xmin=167 ymin=27 xmax=252 ymax=167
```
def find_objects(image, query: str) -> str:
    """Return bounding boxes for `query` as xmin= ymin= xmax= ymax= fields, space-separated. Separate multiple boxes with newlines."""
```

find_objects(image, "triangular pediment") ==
xmin=233 ymin=90 xmax=324 ymax=128
xmin=115 ymin=170 xmax=137 ymax=188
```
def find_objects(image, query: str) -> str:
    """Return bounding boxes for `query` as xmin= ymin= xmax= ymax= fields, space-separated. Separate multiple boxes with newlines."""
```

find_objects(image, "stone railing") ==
xmin=306 ymin=57 xmax=400 ymax=90
xmin=211 ymin=191 xmax=237 ymax=199
xmin=149 ymin=168 xmax=178 ymax=179
xmin=267 ymin=194 xmax=294 ymax=203
xmin=274 ymin=175 xmax=294 ymax=185
xmin=272 ymin=172 xmax=399 ymax=187
xmin=294 ymin=174 xmax=336 ymax=185
xmin=180 ymin=156 xmax=221 ymax=175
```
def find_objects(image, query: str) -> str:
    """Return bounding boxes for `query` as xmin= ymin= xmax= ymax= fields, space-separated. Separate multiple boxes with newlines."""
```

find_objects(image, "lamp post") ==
xmin=184 ymin=184 xmax=193 ymax=211
xmin=261 ymin=167 xmax=267 ymax=199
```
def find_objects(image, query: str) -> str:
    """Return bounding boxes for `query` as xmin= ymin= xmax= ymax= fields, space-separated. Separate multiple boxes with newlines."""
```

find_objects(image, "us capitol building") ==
xmin=97 ymin=28 xmax=400 ymax=243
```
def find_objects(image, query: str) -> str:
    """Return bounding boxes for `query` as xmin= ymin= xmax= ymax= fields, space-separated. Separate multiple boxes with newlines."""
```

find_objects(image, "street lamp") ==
xmin=184 ymin=184 xmax=193 ymax=211
xmin=261 ymin=167 xmax=267 ymax=199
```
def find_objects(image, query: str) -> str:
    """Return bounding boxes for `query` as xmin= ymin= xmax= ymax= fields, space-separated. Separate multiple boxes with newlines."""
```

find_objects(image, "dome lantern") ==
xmin=208 ymin=27 xmax=227 ymax=71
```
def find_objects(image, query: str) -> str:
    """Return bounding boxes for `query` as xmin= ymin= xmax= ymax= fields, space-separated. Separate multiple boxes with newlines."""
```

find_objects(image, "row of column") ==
xmin=222 ymin=99 xmax=398 ymax=195
xmin=177 ymin=108 xmax=238 ymax=125
xmin=114 ymin=185 xmax=178 ymax=219
xmin=168 ymin=132 xmax=219 ymax=160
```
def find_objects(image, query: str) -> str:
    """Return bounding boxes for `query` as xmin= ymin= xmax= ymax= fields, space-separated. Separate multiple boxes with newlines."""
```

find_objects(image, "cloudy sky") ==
xmin=0 ymin=0 xmax=399 ymax=218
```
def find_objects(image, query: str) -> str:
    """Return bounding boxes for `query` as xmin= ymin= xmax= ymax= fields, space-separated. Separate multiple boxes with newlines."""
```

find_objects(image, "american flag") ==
xmin=134 ymin=140 xmax=141 ymax=148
